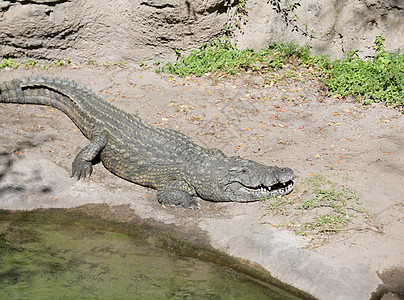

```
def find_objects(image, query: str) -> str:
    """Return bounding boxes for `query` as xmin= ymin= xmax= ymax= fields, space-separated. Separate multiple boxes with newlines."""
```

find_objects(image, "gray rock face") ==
xmin=0 ymin=0 xmax=402 ymax=62
xmin=0 ymin=0 xmax=83 ymax=59
xmin=0 ymin=0 xmax=234 ymax=62
xmin=234 ymin=0 xmax=403 ymax=58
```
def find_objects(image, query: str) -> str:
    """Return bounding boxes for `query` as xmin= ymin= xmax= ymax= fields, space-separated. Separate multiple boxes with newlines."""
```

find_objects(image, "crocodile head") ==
xmin=195 ymin=156 xmax=294 ymax=202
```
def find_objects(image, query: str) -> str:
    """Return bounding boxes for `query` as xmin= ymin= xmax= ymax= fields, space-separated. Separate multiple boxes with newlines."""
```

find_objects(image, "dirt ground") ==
xmin=0 ymin=65 xmax=403 ymax=299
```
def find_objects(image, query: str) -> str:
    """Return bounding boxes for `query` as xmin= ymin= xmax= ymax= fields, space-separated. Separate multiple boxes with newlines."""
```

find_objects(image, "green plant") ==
xmin=323 ymin=35 xmax=403 ymax=108
xmin=174 ymin=48 xmax=182 ymax=60
xmin=23 ymin=59 xmax=36 ymax=69
xmin=0 ymin=58 xmax=19 ymax=69
xmin=303 ymin=213 xmax=348 ymax=233
xmin=261 ymin=175 xmax=377 ymax=246
xmin=55 ymin=58 xmax=70 ymax=66
xmin=159 ymin=37 xmax=310 ymax=77
xmin=88 ymin=60 xmax=99 ymax=66
xmin=265 ymin=196 xmax=295 ymax=213
xmin=41 ymin=63 xmax=51 ymax=70
xmin=237 ymin=0 xmax=248 ymax=15
xmin=223 ymin=24 xmax=233 ymax=37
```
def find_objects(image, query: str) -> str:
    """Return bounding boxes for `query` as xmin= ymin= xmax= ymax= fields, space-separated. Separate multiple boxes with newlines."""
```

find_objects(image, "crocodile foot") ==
xmin=157 ymin=187 xmax=200 ymax=209
xmin=71 ymin=158 xmax=93 ymax=180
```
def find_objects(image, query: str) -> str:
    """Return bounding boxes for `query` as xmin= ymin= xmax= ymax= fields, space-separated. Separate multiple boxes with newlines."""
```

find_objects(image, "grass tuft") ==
xmin=260 ymin=175 xmax=379 ymax=247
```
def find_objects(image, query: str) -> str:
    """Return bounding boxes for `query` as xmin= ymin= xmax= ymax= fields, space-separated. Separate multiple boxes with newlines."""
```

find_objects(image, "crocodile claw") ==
xmin=71 ymin=160 xmax=93 ymax=180
xmin=187 ymin=202 xmax=201 ymax=211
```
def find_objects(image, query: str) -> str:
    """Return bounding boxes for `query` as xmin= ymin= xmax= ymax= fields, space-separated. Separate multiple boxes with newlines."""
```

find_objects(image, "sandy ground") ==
xmin=0 ymin=65 xmax=403 ymax=299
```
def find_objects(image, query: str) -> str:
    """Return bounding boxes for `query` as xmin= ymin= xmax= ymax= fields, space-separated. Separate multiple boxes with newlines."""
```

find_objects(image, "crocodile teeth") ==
xmin=243 ymin=180 xmax=294 ymax=196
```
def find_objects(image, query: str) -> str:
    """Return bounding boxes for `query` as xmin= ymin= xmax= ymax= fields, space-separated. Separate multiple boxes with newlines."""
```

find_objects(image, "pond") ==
xmin=0 ymin=209 xmax=306 ymax=299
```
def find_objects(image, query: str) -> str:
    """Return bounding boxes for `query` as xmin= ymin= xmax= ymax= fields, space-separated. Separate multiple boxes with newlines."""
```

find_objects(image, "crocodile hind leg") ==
xmin=157 ymin=180 xmax=200 ymax=209
xmin=71 ymin=128 xmax=108 ymax=180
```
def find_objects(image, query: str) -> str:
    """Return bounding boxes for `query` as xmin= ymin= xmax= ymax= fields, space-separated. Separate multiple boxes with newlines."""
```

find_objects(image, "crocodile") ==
xmin=0 ymin=76 xmax=294 ymax=208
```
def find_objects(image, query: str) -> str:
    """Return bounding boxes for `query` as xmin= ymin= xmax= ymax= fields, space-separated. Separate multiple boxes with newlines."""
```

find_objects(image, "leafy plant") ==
xmin=0 ymin=58 xmax=19 ymax=69
xmin=23 ymin=59 xmax=36 ymax=69
xmin=323 ymin=35 xmax=403 ymax=107
xmin=159 ymin=37 xmax=310 ymax=77
xmin=41 ymin=63 xmax=51 ymax=70
xmin=237 ymin=0 xmax=248 ymax=15
xmin=54 ymin=58 xmax=70 ymax=66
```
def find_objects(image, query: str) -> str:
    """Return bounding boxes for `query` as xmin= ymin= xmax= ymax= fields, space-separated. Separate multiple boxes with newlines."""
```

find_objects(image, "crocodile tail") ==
xmin=0 ymin=78 xmax=27 ymax=104
xmin=0 ymin=76 xmax=96 ymax=138
xmin=0 ymin=76 xmax=77 ymax=108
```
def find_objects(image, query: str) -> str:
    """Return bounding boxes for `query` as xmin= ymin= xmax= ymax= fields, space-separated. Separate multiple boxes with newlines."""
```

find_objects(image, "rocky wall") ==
xmin=234 ymin=0 xmax=403 ymax=58
xmin=0 ymin=0 xmax=235 ymax=62
xmin=0 ymin=0 xmax=402 ymax=63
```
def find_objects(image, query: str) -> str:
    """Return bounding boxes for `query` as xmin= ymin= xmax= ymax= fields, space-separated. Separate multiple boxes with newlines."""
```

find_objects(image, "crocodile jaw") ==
xmin=228 ymin=179 xmax=294 ymax=202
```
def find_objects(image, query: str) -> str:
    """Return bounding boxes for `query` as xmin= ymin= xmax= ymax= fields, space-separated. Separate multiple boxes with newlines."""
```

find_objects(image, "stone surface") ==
xmin=0 ymin=0 xmax=402 ymax=63
xmin=234 ymin=0 xmax=403 ymax=58
xmin=0 ymin=0 xmax=234 ymax=62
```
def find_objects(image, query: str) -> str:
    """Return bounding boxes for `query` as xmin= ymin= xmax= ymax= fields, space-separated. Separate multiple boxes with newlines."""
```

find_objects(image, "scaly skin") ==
xmin=0 ymin=76 xmax=294 ymax=208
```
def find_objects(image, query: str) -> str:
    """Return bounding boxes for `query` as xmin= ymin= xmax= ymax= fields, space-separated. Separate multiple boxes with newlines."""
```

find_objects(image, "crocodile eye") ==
xmin=229 ymin=167 xmax=247 ymax=173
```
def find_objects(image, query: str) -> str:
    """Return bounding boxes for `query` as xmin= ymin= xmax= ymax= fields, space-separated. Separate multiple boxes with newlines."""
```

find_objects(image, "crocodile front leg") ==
xmin=71 ymin=127 xmax=108 ymax=180
xmin=157 ymin=180 xmax=200 ymax=209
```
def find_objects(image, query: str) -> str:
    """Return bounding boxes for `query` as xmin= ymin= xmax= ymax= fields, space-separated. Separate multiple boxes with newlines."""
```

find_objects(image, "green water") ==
xmin=0 ymin=211 xmax=300 ymax=299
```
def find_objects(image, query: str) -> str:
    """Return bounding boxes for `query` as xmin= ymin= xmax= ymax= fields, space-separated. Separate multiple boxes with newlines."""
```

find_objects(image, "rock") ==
xmin=0 ymin=0 xmax=402 ymax=63
xmin=233 ymin=0 xmax=403 ymax=58
xmin=0 ymin=0 xmax=83 ymax=60
xmin=0 ymin=0 xmax=235 ymax=62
